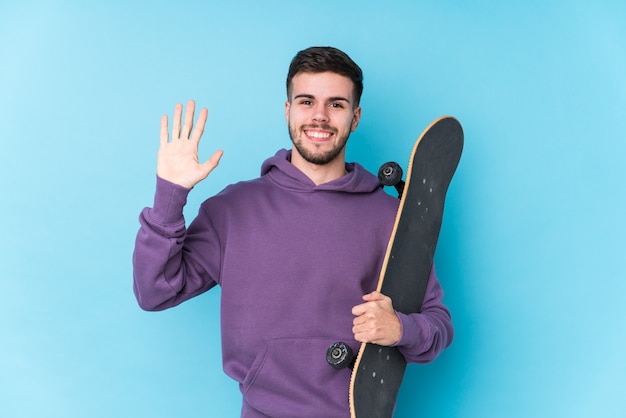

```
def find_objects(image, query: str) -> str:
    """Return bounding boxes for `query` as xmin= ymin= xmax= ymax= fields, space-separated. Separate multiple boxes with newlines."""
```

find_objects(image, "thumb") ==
xmin=200 ymin=150 xmax=224 ymax=176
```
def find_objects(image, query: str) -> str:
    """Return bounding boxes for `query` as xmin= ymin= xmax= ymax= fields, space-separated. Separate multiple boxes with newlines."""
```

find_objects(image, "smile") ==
xmin=305 ymin=130 xmax=334 ymax=140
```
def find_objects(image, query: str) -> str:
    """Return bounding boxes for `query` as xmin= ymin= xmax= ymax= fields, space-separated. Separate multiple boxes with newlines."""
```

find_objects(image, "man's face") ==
xmin=285 ymin=72 xmax=362 ymax=165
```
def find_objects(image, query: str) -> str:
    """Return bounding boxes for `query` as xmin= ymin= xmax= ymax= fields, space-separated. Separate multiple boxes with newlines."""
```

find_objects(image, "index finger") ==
xmin=362 ymin=291 xmax=386 ymax=302
xmin=190 ymin=107 xmax=208 ymax=143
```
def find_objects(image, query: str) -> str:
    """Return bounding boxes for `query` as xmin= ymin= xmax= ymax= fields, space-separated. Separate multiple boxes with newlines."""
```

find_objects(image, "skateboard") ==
xmin=326 ymin=116 xmax=463 ymax=417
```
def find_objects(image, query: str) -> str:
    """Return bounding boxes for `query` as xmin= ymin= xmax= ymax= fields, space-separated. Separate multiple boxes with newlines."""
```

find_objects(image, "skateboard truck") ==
xmin=326 ymin=342 xmax=356 ymax=370
xmin=378 ymin=162 xmax=405 ymax=198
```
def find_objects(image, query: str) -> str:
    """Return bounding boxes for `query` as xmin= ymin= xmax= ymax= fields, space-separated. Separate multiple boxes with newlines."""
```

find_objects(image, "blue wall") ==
xmin=2 ymin=1 xmax=625 ymax=417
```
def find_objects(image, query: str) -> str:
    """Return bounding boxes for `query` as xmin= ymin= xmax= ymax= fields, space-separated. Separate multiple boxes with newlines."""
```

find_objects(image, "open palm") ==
xmin=157 ymin=100 xmax=223 ymax=189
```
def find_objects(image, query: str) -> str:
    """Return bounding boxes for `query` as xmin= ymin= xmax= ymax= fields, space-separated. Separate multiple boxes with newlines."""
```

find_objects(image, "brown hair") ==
xmin=286 ymin=46 xmax=364 ymax=106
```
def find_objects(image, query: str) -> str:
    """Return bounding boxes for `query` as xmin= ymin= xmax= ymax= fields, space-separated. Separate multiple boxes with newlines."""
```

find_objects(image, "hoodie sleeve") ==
xmin=393 ymin=265 xmax=454 ymax=363
xmin=132 ymin=176 xmax=218 ymax=311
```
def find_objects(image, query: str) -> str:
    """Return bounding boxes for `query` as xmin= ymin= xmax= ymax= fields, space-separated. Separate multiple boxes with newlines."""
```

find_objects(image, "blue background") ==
xmin=1 ymin=1 xmax=625 ymax=417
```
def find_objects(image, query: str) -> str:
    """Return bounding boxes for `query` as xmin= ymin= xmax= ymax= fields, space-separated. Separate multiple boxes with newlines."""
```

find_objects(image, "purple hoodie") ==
xmin=133 ymin=149 xmax=453 ymax=417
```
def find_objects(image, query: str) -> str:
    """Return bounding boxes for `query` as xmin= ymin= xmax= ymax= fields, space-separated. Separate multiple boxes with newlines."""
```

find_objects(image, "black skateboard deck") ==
xmin=349 ymin=116 xmax=463 ymax=417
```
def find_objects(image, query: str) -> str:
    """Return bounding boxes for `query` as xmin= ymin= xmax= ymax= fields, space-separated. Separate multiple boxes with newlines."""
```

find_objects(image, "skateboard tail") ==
xmin=350 ymin=344 xmax=406 ymax=418
xmin=380 ymin=116 xmax=463 ymax=313
xmin=349 ymin=116 xmax=463 ymax=418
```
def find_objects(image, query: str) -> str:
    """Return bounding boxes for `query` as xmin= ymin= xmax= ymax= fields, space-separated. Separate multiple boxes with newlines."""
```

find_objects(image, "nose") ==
xmin=312 ymin=103 xmax=329 ymax=123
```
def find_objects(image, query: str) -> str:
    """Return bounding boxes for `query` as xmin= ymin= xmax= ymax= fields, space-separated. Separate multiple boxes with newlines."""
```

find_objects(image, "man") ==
xmin=133 ymin=46 xmax=453 ymax=418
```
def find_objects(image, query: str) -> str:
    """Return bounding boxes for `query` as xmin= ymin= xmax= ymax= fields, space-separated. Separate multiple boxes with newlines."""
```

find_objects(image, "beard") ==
xmin=288 ymin=123 xmax=351 ymax=165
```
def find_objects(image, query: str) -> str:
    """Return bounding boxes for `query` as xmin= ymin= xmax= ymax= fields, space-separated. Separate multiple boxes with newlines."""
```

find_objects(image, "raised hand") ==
xmin=157 ymin=100 xmax=223 ymax=189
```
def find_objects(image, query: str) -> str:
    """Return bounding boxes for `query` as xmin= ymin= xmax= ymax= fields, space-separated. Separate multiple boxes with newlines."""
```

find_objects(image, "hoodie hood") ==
xmin=261 ymin=149 xmax=382 ymax=194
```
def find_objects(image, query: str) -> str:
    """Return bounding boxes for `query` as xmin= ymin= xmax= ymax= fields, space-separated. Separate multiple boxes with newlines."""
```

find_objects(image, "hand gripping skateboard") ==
xmin=326 ymin=116 xmax=463 ymax=417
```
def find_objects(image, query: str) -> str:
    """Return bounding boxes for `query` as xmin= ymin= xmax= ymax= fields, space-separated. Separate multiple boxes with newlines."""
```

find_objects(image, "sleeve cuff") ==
xmin=149 ymin=176 xmax=191 ymax=224
xmin=393 ymin=311 xmax=429 ymax=352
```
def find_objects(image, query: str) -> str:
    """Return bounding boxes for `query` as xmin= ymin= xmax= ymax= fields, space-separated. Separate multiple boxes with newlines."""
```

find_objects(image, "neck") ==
xmin=290 ymin=149 xmax=347 ymax=185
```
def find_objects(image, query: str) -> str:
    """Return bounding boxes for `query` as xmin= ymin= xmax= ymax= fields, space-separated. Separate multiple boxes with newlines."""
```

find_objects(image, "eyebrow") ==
xmin=294 ymin=94 xmax=351 ymax=104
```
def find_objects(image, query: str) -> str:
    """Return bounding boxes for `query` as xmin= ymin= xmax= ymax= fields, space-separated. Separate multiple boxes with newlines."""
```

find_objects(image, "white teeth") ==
xmin=307 ymin=131 xmax=331 ymax=139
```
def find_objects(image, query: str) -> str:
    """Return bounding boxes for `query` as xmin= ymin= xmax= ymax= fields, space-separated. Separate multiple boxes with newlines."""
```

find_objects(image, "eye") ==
xmin=299 ymin=99 xmax=313 ymax=106
xmin=330 ymin=102 xmax=344 ymax=109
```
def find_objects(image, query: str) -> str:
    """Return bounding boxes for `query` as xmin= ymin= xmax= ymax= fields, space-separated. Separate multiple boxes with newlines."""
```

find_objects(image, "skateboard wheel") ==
xmin=326 ymin=342 xmax=354 ymax=370
xmin=378 ymin=162 xmax=403 ymax=186
xmin=378 ymin=162 xmax=405 ymax=198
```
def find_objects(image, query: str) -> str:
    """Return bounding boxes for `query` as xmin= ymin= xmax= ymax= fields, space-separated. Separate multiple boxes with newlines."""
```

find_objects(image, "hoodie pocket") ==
xmin=242 ymin=337 xmax=356 ymax=418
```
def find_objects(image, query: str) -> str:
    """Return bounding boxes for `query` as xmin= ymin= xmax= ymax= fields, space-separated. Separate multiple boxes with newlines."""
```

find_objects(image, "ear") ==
xmin=351 ymin=105 xmax=362 ymax=132
xmin=284 ymin=100 xmax=291 ymax=124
